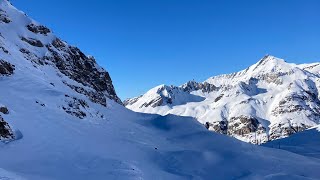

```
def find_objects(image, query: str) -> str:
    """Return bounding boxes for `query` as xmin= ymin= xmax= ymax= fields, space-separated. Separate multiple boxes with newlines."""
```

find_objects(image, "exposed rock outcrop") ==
xmin=0 ymin=46 xmax=9 ymax=54
xmin=182 ymin=81 xmax=219 ymax=93
xmin=123 ymin=96 xmax=142 ymax=106
xmin=0 ymin=115 xmax=14 ymax=141
xmin=206 ymin=116 xmax=268 ymax=144
xmin=140 ymin=96 xmax=165 ymax=108
xmin=269 ymin=122 xmax=311 ymax=140
xmin=62 ymin=95 xmax=89 ymax=119
xmin=46 ymin=38 xmax=122 ymax=105
xmin=0 ymin=106 xmax=9 ymax=114
xmin=19 ymin=48 xmax=45 ymax=65
xmin=206 ymin=121 xmax=228 ymax=134
xmin=21 ymin=37 xmax=44 ymax=47
xmin=228 ymin=116 xmax=261 ymax=136
xmin=63 ymin=82 xmax=107 ymax=107
xmin=0 ymin=9 xmax=11 ymax=23
xmin=0 ymin=59 xmax=14 ymax=76
xmin=26 ymin=23 xmax=51 ymax=35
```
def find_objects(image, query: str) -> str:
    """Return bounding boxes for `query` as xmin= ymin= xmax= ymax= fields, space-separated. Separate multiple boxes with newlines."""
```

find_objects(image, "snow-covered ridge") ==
xmin=126 ymin=55 xmax=320 ymax=143
xmin=0 ymin=0 xmax=123 ymax=139
xmin=0 ymin=0 xmax=121 ymax=105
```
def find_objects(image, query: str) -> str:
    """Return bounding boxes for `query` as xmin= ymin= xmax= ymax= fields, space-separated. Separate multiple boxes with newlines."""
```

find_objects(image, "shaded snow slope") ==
xmin=263 ymin=125 xmax=320 ymax=159
xmin=126 ymin=55 xmax=320 ymax=143
xmin=1 ymin=0 xmax=320 ymax=179
xmin=1 ymin=75 xmax=320 ymax=179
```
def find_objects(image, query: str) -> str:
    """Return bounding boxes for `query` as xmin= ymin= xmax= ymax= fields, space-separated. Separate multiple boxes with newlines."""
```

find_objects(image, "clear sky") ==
xmin=11 ymin=0 xmax=320 ymax=99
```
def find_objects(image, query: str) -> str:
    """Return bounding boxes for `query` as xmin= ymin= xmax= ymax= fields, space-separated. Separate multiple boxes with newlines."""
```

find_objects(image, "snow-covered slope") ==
xmin=1 ymin=0 xmax=320 ymax=179
xmin=126 ymin=55 xmax=320 ymax=143
xmin=263 ymin=125 xmax=320 ymax=159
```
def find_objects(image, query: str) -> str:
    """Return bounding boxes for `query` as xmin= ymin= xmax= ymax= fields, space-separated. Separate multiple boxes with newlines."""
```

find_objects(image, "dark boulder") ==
xmin=0 ymin=106 xmax=9 ymax=114
xmin=0 ymin=115 xmax=14 ymax=141
xmin=0 ymin=59 xmax=15 ymax=76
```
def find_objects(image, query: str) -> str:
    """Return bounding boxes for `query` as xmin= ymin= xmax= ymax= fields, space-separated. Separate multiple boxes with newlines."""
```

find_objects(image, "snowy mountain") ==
xmin=1 ymin=0 xmax=320 ymax=179
xmin=126 ymin=55 xmax=320 ymax=143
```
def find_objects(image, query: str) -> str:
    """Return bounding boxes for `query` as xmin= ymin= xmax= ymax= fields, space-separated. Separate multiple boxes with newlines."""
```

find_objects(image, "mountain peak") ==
xmin=127 ymin=55 xmax=320 ymax=143
xmin=248 ymin=55 xmax=291 ymax=75
xmin=259 ymin=54 xmax=285 ymax=64
xmin=147 ymin=84 xmax=174 ymax=95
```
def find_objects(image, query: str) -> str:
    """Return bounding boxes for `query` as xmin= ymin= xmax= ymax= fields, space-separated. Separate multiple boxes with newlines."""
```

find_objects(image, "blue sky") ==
xmin=11 ymin=0 xmax=320 ymax=99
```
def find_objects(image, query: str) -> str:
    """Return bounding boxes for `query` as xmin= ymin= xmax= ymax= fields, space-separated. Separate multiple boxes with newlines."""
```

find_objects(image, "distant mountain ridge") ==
xmin=126 ymin=55 xmax=320 ymax=143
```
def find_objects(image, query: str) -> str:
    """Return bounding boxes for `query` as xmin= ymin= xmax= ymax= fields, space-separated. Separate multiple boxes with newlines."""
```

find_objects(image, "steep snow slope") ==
xmin=0 ymin=72 xmax=320 ymax=179
xmin=126 ymin=55 xmax=320 ymax=143
xmin=263 ymin=125 xmax=320 ymax=159
xmin=1 ymin=0 xmax=320 ymax=179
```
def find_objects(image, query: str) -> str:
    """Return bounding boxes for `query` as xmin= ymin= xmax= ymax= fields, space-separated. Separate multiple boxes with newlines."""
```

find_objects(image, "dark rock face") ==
xmin=206 ymin=116 xmax=267 ymax=143
xmin=206 ymin=116 xmax=261 ymax=136
xmin=0 ymin=115 xmax=14 ymax=140
xmin=64 ymin=82 xmax=107 ymax=107
xmin=21 ymin=37 xmax=44 ymax=47
xmin=255 ymin=72 xmax=288 ymax=85
xmin=61 ymin=95 xmax=105 ymax=119
xmin=19 ymin=48 xmax=45 ymax=65
xmin=0 ymin=9 xmax=11 ymax=23
xmin=0 ymin=46 xmax=9 ymax=54
xmin=45 ymin=38 xmax=122 ymax=105
xmin=270 ymin=91 xmax=320 ymax=139
xmin=26 ymin=23 xmax=51 ymax=35
xmin=228 ymin=116 xmax=261 ymax=136
xmin=123 ymin=96 xmax=142 ymax=106
xmin=214 ymin=94 xmax=224 ymax=102
xmin=182 ymin=81 xmax=218 ymax=93
xmin=0 ymin=59 xmax=15 ymax=76
xmin=269 ymin=123 xmax=311 ymax=140
xmin=272 ymin=92 xmax=320 ymax=117
xmin=140 ymin=96 xmax=164 ymax=108
xmin=0 ymin=106 xmax=9 ymax=114
xmin=206 ymin=121 xmax=228 ymax=134
xmin=62 ymin=96 xmax=89 ymax=119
